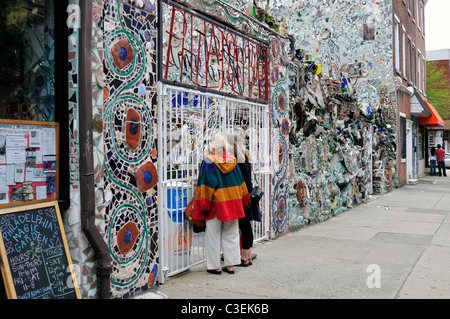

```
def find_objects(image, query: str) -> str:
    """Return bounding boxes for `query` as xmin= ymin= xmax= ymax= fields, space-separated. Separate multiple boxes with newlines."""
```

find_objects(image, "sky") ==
xmin=425 ymin=0 xmax=450 ymax=52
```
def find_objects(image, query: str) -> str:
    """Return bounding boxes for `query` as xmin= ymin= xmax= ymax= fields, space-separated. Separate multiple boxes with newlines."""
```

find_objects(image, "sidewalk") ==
xmin=136 ymin=175 xmax=450 ymax=299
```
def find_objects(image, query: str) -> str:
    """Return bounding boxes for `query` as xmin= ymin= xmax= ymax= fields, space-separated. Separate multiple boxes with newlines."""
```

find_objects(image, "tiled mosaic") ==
xmin=102 ymin=0 xmax=159 ymax=298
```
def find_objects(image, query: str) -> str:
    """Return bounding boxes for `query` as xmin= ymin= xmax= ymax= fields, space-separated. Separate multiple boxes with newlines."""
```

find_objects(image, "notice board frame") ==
xmin=0 ymin=119 xmax=59 ymax=209
xmin=0 ymin=201 xmax=80 ymax=299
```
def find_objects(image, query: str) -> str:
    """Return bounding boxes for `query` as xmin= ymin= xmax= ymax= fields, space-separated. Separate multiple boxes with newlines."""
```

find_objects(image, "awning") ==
xmin=410 ymin=89 xmax=431 ymax=117
xmin=418 ymin=101 xmax=445 ymax=127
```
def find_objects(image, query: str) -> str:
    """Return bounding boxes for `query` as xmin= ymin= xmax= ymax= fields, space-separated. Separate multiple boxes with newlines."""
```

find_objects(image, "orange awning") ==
xmin=419 ymin=101 xmax=445 ymax=127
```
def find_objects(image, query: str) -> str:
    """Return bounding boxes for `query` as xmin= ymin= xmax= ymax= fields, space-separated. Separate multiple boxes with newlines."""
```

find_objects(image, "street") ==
xmin=138 ymin=175 xmax=450 ymax=299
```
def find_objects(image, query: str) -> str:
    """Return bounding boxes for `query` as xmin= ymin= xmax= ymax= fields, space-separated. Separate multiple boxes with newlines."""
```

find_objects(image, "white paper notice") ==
xmin=6 ymin=164 xmax=15 ymax=185
xmin=6 ymin=135 xmax=27 ymax=164
xmin=6 ymin=136 xmax=27 ymax=149
xmin=14 ymin=163 xmax=25 ymax=183
xmin=0 ymin=165 xmax=5 ymax=184
xmin=35 ymin=186 xmax=47 ymax=200
xmin=6 ymin=149 xmax=26 ymax=164
xmin=35 ymin=149 xmax=43 ymax=164
xmin=25 ymin=167 xmax=35 ymax=182
xmin=41 ymin=127 xmax=56 ymax=155
xmin=29 ymin=129 xmax=41 ymax=148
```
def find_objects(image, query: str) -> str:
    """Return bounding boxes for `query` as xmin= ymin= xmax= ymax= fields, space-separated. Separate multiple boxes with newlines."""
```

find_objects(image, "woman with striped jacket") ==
xmin=192 ymin=135 xmax=251 ymax=275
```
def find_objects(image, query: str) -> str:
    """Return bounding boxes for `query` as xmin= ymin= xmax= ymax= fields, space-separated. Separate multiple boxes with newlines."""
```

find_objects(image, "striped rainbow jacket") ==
xmin=192 ymin=152 xmax=250 ymax=222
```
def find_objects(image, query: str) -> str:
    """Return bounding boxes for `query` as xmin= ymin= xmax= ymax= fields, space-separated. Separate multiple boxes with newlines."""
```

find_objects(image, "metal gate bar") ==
xmin=158 ymin=83 xmax=269 ymax=283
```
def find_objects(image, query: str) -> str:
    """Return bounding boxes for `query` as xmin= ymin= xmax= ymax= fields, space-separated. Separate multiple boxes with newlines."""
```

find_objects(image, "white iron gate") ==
xmin=157 ymin=83 xmax=270 ymax=282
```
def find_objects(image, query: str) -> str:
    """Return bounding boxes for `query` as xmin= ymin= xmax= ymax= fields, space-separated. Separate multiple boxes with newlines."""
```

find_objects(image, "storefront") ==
xmin=420 ymin=100 xmax=445 ymax=173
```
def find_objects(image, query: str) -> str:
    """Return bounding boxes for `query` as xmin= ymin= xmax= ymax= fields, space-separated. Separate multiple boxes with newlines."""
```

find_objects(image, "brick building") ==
xmin=393 ymin=0 xmax=432 ymax=183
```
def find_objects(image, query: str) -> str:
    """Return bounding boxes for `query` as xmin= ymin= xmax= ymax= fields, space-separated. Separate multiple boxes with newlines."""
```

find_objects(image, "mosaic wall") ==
xmin=267 ymin=0 xmax=399 ymax=228
xmin=285 ymin=60 xmax=372 ymax=229
xmin=64 ymin=0 xmax=104 ymax=299
xmin=64 ymin=0 xmax=159 ymax=299
xmin=269 ymin=0 xmax=396 ymax=103
xmin=101 ymin=0 xmax=159 ymax=299
xmin=268 ymin=35 xmax=291 ymax=236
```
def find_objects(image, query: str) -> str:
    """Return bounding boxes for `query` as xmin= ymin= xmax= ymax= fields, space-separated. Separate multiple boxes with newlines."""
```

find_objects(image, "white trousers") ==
xmin=205 ymin=215 xmax=240 ymax=270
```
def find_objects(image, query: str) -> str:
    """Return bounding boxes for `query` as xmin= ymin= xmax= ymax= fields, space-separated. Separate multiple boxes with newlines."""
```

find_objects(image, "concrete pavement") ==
xmin=136 ymin=175 xmax=450 ymax=299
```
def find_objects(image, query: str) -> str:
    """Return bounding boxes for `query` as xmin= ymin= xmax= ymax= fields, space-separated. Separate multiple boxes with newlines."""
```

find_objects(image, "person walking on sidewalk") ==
xmin=435 ymin=144 xmax=447 ymax=177
xmin=192 ymin=135 xmax=251 ymax=275
xmin=227 ymin=134 xmax=261 ymax=267
xmin=430 ymin=147 xmax=437 ymax=176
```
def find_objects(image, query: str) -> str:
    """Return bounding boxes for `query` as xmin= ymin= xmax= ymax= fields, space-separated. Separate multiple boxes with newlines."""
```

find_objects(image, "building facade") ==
xmin=393 ymin=0 xmax=429 ymax=181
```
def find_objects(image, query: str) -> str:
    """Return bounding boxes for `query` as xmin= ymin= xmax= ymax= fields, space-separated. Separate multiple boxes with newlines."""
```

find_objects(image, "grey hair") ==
xmin=209 ymin=134 xmax=232 ymax=154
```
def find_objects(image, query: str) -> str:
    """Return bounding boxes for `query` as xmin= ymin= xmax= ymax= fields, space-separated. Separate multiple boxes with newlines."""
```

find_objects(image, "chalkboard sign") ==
xmin=0 ymin=202 xmax=80 ymax=299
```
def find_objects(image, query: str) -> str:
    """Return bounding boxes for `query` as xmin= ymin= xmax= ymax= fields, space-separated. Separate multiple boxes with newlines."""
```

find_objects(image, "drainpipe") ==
xmin=79 ymin=0 xmax=112 ymax=299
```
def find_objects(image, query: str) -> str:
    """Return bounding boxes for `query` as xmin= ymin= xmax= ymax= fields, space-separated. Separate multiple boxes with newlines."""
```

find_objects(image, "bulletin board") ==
xmin=0 ymin=119 xmax=59 ymax=209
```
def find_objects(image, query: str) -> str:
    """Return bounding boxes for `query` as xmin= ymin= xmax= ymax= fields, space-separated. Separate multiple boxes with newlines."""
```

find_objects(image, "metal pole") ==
xmin=79 ymin=0 xmax=112 ymax=299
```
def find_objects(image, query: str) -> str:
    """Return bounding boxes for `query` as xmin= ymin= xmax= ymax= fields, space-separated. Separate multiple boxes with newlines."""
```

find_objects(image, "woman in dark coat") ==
xmin=227 ymin=134 xmax=261 ymax=266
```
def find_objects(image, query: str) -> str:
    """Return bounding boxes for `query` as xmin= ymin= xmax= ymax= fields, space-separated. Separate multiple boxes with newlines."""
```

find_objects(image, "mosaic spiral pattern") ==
xmin=102 ymin=0 xmax=159 ymax=298
xmin=269 ymin=35 xmax=291 ymax=236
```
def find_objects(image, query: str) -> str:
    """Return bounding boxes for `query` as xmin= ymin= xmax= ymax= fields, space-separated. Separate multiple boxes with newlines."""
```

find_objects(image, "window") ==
xmin=394 ymin=16 xmax=400 ymax=73
xmin=420 ymin=3 xmax=425 ymax=37
xmin=401 ymin=116 xmax=407 ymax=159
xmin=416 ymin=0 xmax=420 ymax=28
xmin=410 ymin=44 xmax=416 ymax=86
xmin=420 ymin=2 xmax=424 ymax=33
xmin=418 ymin=51 xmax=422 ymax=91
xmin=423 ymin=56 xmax=426 ymax=94
xmin=0 ymin=0 xmax=56 ymax=121
xmin=407 ymin=38 xmax=411 ymax=81
xmin=402 ymin=26 xmax=407 ymax=77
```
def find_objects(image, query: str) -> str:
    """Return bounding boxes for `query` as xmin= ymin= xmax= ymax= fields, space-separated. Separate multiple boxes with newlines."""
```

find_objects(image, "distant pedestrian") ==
xmin=193 ymin=135 xmax=251 ymax=275
xmin=227 ymin=134 xmax=262 ymax=267
xmin=435 ymin=144 xmax=447 ymax=177
xmin=430 ymin=147 xmax=437 ymax=176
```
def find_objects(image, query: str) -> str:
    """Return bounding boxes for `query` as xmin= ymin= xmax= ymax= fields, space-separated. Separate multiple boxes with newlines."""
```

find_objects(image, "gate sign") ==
xmin=162 ymin=1 xmax=269 ymax=102
xmin=0 ymin=202 xmax=80 ymax=299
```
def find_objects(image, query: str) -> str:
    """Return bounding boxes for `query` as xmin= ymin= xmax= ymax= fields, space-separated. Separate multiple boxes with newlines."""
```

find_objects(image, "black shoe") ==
xmin=236 ymin=259 xmax=250 ymax=267
xmin=207 ymin=269 xmax=222 ymax=275
xmin=222 ymin=267 xmax=235 ymax=274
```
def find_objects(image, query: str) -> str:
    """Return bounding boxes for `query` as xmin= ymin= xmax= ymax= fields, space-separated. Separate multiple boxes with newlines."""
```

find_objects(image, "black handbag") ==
xmin=249 ymin=165 xmax=264 ymax=202
xmin=250 ymin=186 xmax=264 ymax=202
